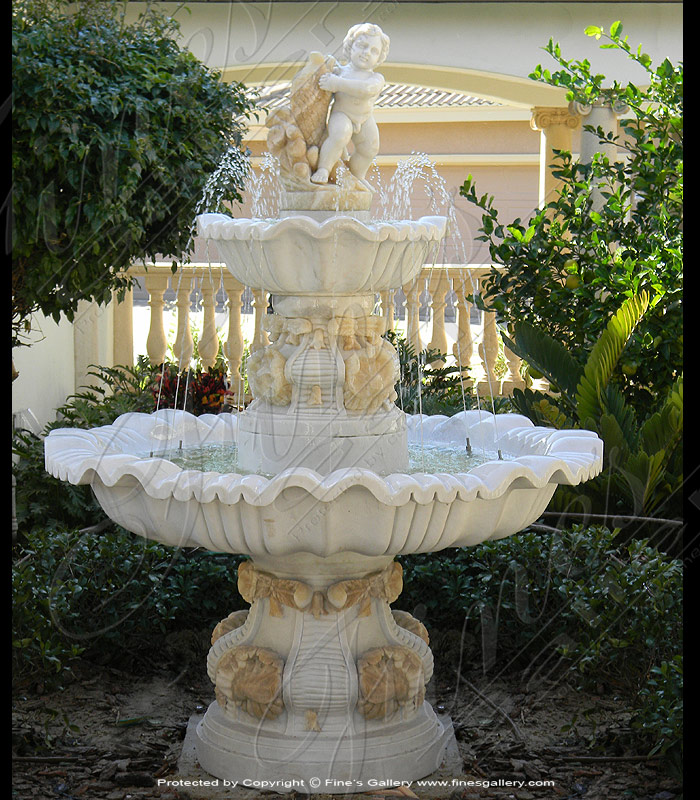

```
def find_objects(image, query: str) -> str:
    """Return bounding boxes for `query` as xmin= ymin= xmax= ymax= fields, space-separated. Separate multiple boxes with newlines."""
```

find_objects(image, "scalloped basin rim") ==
xmin=196 ymin=212 xmax=448 ymax=241
xmin=45 ymin=410 xmax=604 ymax=507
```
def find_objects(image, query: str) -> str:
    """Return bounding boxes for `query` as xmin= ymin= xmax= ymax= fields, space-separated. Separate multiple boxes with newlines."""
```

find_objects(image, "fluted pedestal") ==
xmin=195 ymin=554 xmax=453 ymax=789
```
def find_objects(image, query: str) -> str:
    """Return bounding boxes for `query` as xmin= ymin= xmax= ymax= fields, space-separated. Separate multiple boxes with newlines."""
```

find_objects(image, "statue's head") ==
xmin=342 ymin=23 xmax=390 ymax=68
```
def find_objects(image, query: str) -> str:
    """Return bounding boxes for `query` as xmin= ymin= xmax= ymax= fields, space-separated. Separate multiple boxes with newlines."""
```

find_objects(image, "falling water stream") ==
xmin=367 ymin=152 xmax=503 ymax=455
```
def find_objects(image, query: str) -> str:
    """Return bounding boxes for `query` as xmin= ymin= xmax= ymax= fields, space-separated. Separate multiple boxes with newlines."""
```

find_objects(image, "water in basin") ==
xmin=143 ymin=441 xmax=512 ymax=477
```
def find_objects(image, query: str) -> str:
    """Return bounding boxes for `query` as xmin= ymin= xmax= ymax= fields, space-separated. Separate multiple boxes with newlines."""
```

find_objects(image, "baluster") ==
xmin=198 ymin=272 xmax=220 ymax=369
xmin=403 ymin=278 xmax=423 ymax=356
xmin=144 ymin=272 xmax=169 ymax=365
xmin=380 ymin=290 xmax=395 ymax=331
xmin=451 ymin=270 xmax=474 ymax=386
xmin=173 ymin=270 xmax=195 ymax=370
xmin=250 ymin=289 xmax=270 ymax=353
xmin=501 ymin=334 xmax=526 ymax=395
xmin=112 ymin=283 xmax=134 ymax=367
xmin=222 ymin=275 xmax=245 ymax=386
xmin=478 ymin=310 xmax=501 ymax=396
xmin=427 ymin=269 xmax=450 ymax=364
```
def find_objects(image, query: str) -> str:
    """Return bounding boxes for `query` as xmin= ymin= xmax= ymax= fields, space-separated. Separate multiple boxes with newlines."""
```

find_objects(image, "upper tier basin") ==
xmin=45 ymin=409 xmax=603 ymax=558
xmin=197 ymin=213 xmax=447 ymax=294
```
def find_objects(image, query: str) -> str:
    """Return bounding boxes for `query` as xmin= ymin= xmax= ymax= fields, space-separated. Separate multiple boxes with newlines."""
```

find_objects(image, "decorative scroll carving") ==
xmin=391 ymin=610 xmax=430 ymax=645
xmin=215 ymin=645 xmax=285 ymax=720
xmin=530 ymin=106 xmax=581 ymax=132
xmin=238 ymin=561 xmax=403 ymax=618
xmin=357 ymin=646 xmax=425 ymax=720
xmin=569 ymin=99 xmax=630 ymax=117
xmin=238 ymin=560 xmax=315 ymax=617
xmin=211 ymin=610 xmax=249 ymax=645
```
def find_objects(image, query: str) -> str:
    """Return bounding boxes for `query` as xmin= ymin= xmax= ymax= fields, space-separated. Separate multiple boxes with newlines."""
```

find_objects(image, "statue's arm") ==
xmin=319 ymin=72 xmax=384 ymax=98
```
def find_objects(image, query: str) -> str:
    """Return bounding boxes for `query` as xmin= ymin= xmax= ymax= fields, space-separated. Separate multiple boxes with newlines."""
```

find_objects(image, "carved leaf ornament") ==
xmin=215 ymin=645 xmax=285 ymax=720
xmin=357 ymin=646 xmax=426 ymax=720
xmin=237 ymin=560 xmax=403 ymax=617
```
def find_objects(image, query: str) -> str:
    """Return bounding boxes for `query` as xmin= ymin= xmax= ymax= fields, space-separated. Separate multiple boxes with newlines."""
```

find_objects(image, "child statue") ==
xmin=310 ymin=23 xmax=390 ymax=188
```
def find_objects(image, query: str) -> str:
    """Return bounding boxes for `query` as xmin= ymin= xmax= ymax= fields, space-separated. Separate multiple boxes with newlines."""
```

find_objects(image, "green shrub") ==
xmin=13 ymin=526 xmax=245 ymax=688
xmin=398 ymin=524 xmax=682 ymax=759
xmin=12 ymin=0 xmax=255 ymax=347
xmin=633 ymin=656 xmax=683 ymax=762
xmin=460 ymin=23 xmax=682 ymax=417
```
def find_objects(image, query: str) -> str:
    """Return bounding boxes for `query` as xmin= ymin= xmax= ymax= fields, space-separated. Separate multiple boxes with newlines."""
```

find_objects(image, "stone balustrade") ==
xmin=115 ymin=263 xmax=536 ymax=400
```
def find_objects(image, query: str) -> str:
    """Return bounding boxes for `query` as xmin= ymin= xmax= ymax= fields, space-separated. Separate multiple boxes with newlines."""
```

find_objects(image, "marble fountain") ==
xmin=45 ymin=23 xmax=603 ymax=791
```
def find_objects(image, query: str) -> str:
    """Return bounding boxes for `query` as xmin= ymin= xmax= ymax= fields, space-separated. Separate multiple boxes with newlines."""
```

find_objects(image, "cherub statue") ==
xmin=264 ymin=23 xmax=389 ymax=205
xmin=310 ymin=23 xmax=390 ymax=188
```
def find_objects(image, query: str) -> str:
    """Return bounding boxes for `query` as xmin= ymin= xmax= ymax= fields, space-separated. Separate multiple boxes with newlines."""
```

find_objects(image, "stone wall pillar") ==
xmin=530 ymin=106 xmax=581 ymax=207
xmin=73 ymin=299 xmax=114 ymax=391
xmin=112 ymin=287 xmax=134 ymax=368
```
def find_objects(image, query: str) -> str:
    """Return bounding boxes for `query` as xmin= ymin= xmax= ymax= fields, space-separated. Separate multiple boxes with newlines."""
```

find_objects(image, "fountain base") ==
xmin=195 ymin=701 xmax=453 ymax=791
xmin=193 ymin=554 xmax=452 ymax=789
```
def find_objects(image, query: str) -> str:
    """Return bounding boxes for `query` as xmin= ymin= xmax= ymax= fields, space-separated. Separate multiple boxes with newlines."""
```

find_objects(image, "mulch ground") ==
xmin=12 ymin=638 xmax=682 ymax=800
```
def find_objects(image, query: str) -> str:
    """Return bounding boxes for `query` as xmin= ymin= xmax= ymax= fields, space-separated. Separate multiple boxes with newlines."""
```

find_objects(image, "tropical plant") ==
xmin=12 ymin=0 xmax=256 ymax=348
xmin=502 ymin=292 xmax=683 ymax=521
xmin=460 ymin=23 xmax=682 ymax=416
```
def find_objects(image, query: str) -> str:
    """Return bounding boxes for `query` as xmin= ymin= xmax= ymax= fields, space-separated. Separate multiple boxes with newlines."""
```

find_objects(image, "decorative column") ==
xmin=250 ymin=289 xmax=270 ymax=353
xmin=144 ymin=273 xmax=169 ymax=366
xmin=452 ymin=272 xmax=474 ymax=387
xmin=477 ymin=311 xmax=501 ymax=396
xmin=403 ymin=279 xmax=423 ymax=357
xmin=73 ymin=298 xmax=113 ymax=391
xmin=222 ymin=275 xmax=245 ymax=393
xmin=530 ymin=106 xmax=581 ymax=207
xmin=380 ymin=290 xmax=395 ymax=332
xmin=112 ymin=286 xmax=134 ymax=368
xmin=173 ymin=271 xmax=194 ymax=371
xmin=427 ymin=270 xmax=450 ymax=365
xmin=571 ymin=99 xmax=629 ymax=211
xmin=197 ymin=555 xmax=451 ymax=786
xmin=198 ymin=274 xmax=220 ymax=369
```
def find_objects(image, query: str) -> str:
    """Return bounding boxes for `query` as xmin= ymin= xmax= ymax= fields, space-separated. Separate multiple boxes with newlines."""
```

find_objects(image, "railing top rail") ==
xmin=128 ymin=262 xmax=503 ymax=275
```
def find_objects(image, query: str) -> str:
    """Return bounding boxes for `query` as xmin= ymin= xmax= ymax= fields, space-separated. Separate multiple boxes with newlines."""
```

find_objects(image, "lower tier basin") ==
xmin=44 ymin=408 xmax=602 ymax=788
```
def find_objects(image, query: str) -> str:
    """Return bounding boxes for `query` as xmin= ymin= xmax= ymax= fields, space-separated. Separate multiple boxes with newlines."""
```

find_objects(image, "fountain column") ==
xmin=197 ymin=554 xmax=453 ymax=786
